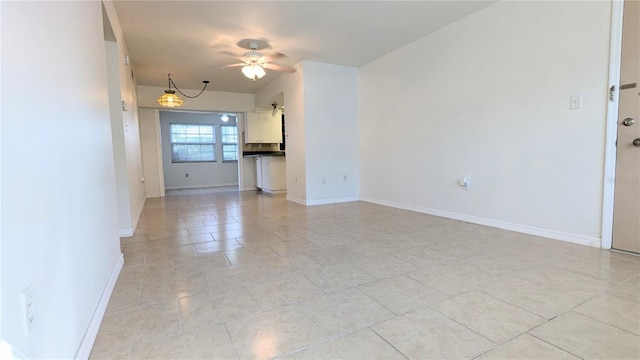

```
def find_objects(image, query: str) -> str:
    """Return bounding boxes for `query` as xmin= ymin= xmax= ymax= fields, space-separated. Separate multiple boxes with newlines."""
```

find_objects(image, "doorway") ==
xmin=612 ymin=0 xmax=640 ymax=254
xmin=158 ymin=111 xmax=241 ymax=191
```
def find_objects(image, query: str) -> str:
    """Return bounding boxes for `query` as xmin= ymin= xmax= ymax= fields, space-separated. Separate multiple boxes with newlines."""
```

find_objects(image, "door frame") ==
xmin=602 ymin=0 xmax=625 ymax=249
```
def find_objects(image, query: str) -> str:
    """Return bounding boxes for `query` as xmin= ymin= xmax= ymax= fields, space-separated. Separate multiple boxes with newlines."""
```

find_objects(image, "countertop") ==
xmin=243 ymin=151 xmax=286 ymax=157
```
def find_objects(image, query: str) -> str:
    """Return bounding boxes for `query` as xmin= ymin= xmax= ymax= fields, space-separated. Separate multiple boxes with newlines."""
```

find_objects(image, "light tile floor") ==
xmin=90 ymin=189 xmax=640 ymax=359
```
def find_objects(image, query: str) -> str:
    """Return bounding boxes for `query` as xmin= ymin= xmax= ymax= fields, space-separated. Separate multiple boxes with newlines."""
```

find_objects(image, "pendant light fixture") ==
xmin=157 ymin=74 xmax=210 ymax=108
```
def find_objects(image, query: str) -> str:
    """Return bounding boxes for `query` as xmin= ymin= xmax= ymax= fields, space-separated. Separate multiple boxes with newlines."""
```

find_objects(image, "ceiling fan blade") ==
xmin=220 ymin=50 xmax=247 ymax=62
xmin=261 ymin=52 xmax=286 ymax=62
xmin=220 ymin=50 xmax=240 ymax=57
xmin=262 ymin=63 xmax=296 ymax=73
xmin=225 ymin=63 xmax=247 ymax=68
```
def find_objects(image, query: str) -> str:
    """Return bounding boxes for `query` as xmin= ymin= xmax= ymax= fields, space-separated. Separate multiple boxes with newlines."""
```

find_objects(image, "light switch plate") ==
xmin=570 ymin=94 xmax=582 ymax=110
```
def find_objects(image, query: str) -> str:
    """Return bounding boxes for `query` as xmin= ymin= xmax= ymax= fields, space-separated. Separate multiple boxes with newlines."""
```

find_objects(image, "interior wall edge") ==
xmin=286 ymin=196 xmax=307 ymax=206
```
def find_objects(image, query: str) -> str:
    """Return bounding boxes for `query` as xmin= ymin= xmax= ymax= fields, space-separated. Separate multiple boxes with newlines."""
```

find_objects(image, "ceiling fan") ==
xmin=226 ymin=39 xmax=296 ymax=81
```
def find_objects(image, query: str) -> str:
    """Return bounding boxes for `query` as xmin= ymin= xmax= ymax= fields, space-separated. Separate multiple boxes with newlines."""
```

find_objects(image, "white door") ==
xmin=612 ymin=0 xmax=640 ymax=254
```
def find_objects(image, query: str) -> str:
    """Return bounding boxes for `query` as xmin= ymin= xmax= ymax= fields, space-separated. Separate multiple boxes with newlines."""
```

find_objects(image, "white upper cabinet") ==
xmin=270 ymin=113 xmax=283 ymax=143
xmin=244 ymin=112 xmax=262 ymax=143
xmin=244 ymin=111 xmax=282 ymax=143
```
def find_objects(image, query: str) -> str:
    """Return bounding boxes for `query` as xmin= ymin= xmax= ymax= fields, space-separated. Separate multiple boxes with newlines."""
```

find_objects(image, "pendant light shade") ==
xmin=157 ymin=90 xmax=183 ymax=108
xmin=157 ymin=74 xmax=210 ymax=108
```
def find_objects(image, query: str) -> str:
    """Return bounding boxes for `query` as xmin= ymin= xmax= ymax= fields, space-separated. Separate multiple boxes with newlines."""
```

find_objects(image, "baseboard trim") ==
xmin=263 ymin=189 xmax=287 ymax=195
xmin=360 ymin=197 xmax=601 ymax=248
xmin=0 ymin=340 xmax=27 ymax=359
xmin=242 ymin=187 xmax=258 ymax=191
xmin=118 ymin=228 xmax=134 ymax=237
xmin=75 ymin=253 xmax=124 ymax=360
xmin=306 ymin=196 xmax=359 ymax=206
xmin=164 ymin=183 xmax=238 ymax=190
xmin=130 ymin=197 xmax=145 ymax=236
xmin=286 ymin=196 xmax=306 ymax=205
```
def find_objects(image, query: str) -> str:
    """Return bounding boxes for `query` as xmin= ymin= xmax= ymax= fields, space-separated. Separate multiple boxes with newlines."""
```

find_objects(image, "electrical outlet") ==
xmin=459 ymin=177 xmax=470 ymax=190
xmin=23 ymin=284 xmax=37 ymax=334
xmin=343 ymin=174 xmax=347 ymax=182
xmin=185 ymin=173 xmax=189 ymax=178
xmin=322 ymin=177 xmax=326 ymax=184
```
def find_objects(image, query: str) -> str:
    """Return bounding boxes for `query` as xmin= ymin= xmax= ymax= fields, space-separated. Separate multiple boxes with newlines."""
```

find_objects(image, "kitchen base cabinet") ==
xmin=242 ymin=157 xmax=257 ymax=190
xmin=261 ymin=156 xmax=286 ymax=194
xmin=255 ymin=157 xmax=263 ymax=189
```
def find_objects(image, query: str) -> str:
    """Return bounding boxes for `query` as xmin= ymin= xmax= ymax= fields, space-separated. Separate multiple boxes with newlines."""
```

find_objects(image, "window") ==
xmin=221 ymin=125 xmax=238 ymax=161
xmin=170 ymin=124 xmax=215 ymax=162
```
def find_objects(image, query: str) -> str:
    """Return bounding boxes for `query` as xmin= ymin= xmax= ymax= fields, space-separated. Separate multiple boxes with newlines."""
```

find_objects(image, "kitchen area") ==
xmin=241 ymin=106 xmax=287 ymax=194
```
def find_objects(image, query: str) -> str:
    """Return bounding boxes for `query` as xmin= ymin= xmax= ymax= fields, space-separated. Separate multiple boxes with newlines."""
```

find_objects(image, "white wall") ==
xmin=160 ymin=112 xmax=239 ymax=189
xmin=255 ymin=66 xmax=307 ymax=203
xmin=256 ymin=62 xmax=359 ymax=205
xmin=302 ymin=62 xmax=359 ymax=205
xmin=103 ymin=1 xmax=146 ymax=237
xmin=1 ymin=1 xmax=122 ymax=358
xmin=105 ymin=41 xmax=133 ymax=235
xmin=139 ymin=108 xmax=164 ymax=198
xmin=138 ymin=85 xmax=255 ymax=112
xmin=359 ymin=1 xmax=612 ymax=246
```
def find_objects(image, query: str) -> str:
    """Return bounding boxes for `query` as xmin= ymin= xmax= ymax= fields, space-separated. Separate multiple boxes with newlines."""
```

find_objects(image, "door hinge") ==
xmin=609 ymin=85 xmax=616 ymax=102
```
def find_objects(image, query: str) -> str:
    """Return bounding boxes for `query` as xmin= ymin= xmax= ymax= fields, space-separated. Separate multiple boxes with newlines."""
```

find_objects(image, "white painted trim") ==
xmin=361 ymin=196 xmax=601 ymax=248
xmin=286 ymin=195 xmax=306 ymax=205
xmin=130 ymin=195 xmax=145 ymax=235
xmin=154 ymin=109 xmax=165 ymax=198
xmin=118 ymin=228 xmax=134 ymax=237
xmin=74 ymin=254 xmax=124 ymax=360
xmin=602 ymin=0 xmax=625 ymax=250
xmin=237 ymin=112 xmax=245 ymax=192
xmin=306 ymin=196 xmax=359 ymax=206
xmin=242 ymin=187 xmax=258 ymax=191
xmin=164 ymin=183 xmax=239 ymax=190
xmin=263 ymin=189 xmax=287 ymax=195
xmin=120 ymin=196 xmax=145 ymax=237
xmin=0 ymin=340 xmax=27 ymax=359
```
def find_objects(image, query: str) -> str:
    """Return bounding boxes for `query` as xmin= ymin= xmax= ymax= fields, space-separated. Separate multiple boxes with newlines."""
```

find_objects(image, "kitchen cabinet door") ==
xmin=259 ymin=113 xmax=272 ymax=143
xmin=245 ymin=112 xmax=262 ymax=143
xmin=269 ymin=113 xmax=283 ymax=143
xmin=261 ymin=156 xmax=286 ymax=194
xmin=255 ymin=157 xmax=263 ymax=188
xmin=245 ymin=112 xmax=282 ymax=144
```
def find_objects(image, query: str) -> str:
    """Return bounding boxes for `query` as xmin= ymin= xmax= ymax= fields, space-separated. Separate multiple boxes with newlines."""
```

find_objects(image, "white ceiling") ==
xmin=112 ymin=1 xmax=495 ymax=94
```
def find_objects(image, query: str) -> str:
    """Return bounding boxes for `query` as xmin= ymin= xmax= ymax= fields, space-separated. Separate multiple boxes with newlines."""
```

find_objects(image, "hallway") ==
xmin=91 ymin=190 xmax=640 ymax=359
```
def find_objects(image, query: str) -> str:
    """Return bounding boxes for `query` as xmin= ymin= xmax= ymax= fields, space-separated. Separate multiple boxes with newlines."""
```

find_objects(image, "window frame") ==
xmin=220 ymin=124 xmax=239 ymax=162
xmin=169 ymin=123 xmax=216 ymax=163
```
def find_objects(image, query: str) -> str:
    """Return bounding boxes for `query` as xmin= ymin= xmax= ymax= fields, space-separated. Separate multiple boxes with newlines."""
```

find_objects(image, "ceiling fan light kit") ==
xmin=229 ymin=39 xmax=296 ymax=81
xmin=242 ymin=64 xmax=266 ymax=81
xmin=157 ymin=73 xmax=210 ymax=108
